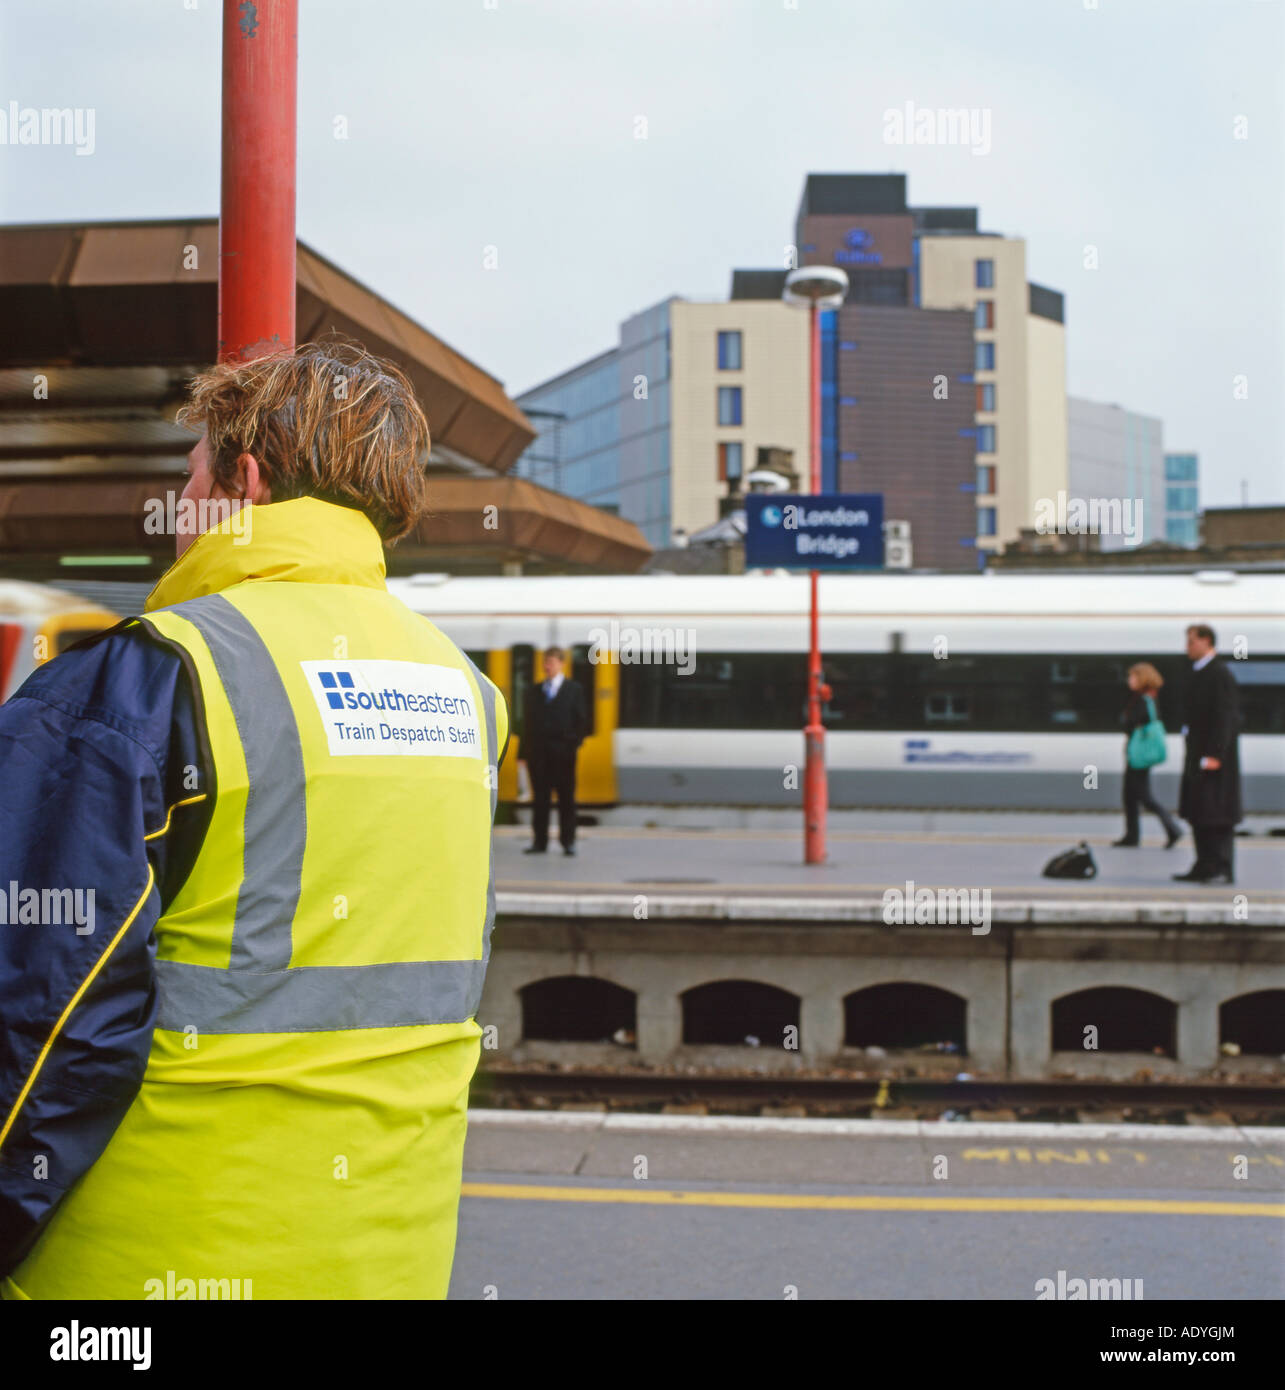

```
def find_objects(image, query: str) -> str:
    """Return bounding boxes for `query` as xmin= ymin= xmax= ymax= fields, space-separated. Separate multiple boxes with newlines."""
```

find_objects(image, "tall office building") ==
xmin=731 ymin=259 xmax=976 ymax=568
xmin=515 ymin=172 xmax=1068 ymax=568
xmin=792 ymin=174 xmax=1068 ymax=560
xmin=1067 ymin=398 xmax=1166 ymax=550
xmin=915 ymin=227 xmax=1068 ymax=556
xmin=1164 ymin=452 xmax=1200 ymax=546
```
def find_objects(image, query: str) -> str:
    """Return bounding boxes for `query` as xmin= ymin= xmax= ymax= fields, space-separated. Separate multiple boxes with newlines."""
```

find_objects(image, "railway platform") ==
xmin=478 ymin=813 xmax=1285 ymax=1078
xmin=449 ymin=1110 xmax=1285 ymax=1300
xmin=494 ymin=812 xmax=1285 ymax=912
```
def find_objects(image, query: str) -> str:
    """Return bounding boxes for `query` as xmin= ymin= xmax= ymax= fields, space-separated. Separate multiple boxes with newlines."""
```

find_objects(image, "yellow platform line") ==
xmin=461 ymin=1182 xmax=1285 ymax=1218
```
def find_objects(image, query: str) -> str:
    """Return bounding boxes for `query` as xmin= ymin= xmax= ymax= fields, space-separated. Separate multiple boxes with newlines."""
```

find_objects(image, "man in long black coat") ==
xmin=1174 ymin=624 xmax=1242 ymax=884
xmin=521 ymin=646 xmax=588 ymax=856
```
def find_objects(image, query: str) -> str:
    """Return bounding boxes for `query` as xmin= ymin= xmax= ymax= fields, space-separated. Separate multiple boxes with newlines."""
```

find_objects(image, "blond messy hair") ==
xmin=178 ymin=339 xmax=430 ymax=543
xmin=1129 ymin=662 xmax=1164 ymax=692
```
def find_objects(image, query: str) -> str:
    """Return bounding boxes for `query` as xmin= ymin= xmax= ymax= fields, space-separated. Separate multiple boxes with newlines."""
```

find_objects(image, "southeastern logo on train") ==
xmin=903 ymin=739 xmax=1034 ymax=765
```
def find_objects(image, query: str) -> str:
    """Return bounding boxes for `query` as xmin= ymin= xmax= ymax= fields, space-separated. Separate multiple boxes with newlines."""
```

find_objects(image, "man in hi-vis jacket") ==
xmin=0 ymin=341 xmax=507 ymax=1299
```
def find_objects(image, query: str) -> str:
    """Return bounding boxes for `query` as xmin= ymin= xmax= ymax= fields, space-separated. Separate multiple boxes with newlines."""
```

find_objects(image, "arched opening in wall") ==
xmin=520 ymin=976 xmax=637 ymax=1045
xmin=681 ymin=980 xmax=800 ymax=1047
xmin=844 ymin=983 xmax=967 ymax=1053
xmin=1219 ymin=991 xmax=1285 ymax=1056
xmin=1051 ymin=987 xmax=1176 ymax=1057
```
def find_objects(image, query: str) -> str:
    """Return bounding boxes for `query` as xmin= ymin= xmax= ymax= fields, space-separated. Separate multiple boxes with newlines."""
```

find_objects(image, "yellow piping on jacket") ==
xmin=142 ymin=794 xmax=208 ymax=842
xmin=0 ymin=867 xmax=155 ymax=1155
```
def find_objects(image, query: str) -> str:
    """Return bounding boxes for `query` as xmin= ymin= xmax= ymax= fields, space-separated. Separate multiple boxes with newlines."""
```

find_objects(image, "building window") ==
xmin=976 ymin=424 xmax=996 ymax=453
xmin=975 ymin=259 xmax=994 ymax=289
xmin=717 ymin=331 xmax=743 ymax=371
xmin=717 ymin=386 xmax=743 ymax=426
xmin=974 ymin=300 xmax=994 ymax=330
xmin=1166 ymin=486 xmax=1198 ymax=512
xmin=975 ymin=382 xmax=996 ymax=412
xmin=974 ymin=341 xmax=995 ymax=372
xmin=976 ymin=464 xmax=996 ymax=494
xmin=977 ymin=506 xmax=997 ymax=537
xmin=1166 ymin=516 xmax=1198 ymax=546
xmin=718 ymin=441 xmax=744 ymax=484
xmin=1165 ymin=454 xmax=1198 ymax=482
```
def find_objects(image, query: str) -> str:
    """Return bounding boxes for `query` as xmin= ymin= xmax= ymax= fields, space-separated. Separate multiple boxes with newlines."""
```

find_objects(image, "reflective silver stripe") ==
xmin=146 ymin=599 xmax=502 ymax=1034
xmin=460 ymin=653 xmax=499 ymax=1019
xmin=163 ymin=593 xmax=304 ymax=973
xmin=155 ymin=957 xmax=487 ymax=1034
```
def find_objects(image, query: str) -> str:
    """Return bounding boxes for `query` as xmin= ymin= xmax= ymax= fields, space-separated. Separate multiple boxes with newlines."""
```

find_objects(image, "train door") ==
xmin=578 ymin=642 xmax=618 ymax=805
xmin=503 ymin=641 xmax=617 ymax=805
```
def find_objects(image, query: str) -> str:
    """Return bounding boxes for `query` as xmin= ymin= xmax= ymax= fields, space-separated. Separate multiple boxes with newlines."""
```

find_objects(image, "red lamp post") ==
xmin=219 ymin=0 xmax=298 ymax=363
xmin=783 ymin=265 xmax=849 ymax=865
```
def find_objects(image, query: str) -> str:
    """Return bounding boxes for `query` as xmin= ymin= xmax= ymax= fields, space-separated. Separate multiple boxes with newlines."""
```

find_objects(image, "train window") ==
xmin=1231 ymin=661 xmax=1285 ymax=685
xmin=616 ymin=651 xmax=1285 ymax=735
xmin=619 ymin=653 xmax=807 ymax=730
xmin=570 ymin=644 xmax=596 ymax=738
xmin=821 ymin=654 xmax=893 ymax=728
xmin=464 ymin=650 xmax=488 ymax=676
xmin=925 ymin=692 xmax=970 ymax=723
xmin=510 ymin=644 xmax=534 ymax=740
xmin=1227 ymin=659 xmax=1285 ymax=735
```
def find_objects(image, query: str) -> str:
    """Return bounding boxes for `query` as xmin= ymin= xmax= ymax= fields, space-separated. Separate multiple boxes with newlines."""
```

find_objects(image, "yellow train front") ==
xmin=0 ymin=581 xmax=119 ymax=703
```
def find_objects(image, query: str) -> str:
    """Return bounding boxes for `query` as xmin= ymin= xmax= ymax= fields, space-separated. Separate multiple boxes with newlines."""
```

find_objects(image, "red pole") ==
xmin=803 ymin=300 xmax=828 ymax=864
xmin=219 ymin=0 xmax=298 ymax=363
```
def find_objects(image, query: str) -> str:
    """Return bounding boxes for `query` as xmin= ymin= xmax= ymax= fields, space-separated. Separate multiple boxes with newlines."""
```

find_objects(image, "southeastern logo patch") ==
xmin=300 ymin=659 xmax=481 ymax=758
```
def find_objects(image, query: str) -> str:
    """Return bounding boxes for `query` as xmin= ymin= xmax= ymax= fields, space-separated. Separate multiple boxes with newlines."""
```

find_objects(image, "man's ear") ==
xmin=234 ymin=452 xmax=272 ymax=504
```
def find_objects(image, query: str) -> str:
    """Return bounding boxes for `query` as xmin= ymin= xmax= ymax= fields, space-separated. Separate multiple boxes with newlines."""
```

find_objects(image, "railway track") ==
xmin=476 ymin=1066 xmax=1285 ymax=1123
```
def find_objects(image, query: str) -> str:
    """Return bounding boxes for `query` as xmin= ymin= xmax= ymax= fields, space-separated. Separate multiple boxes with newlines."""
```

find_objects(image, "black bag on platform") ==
xmin=1042 ymin=841 xmax=1098 ymax=879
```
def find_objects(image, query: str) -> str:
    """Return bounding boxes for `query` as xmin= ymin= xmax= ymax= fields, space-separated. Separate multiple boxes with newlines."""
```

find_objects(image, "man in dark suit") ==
xmin=521 ymin=646 xmax=588 ymax=856
xmin=1174 ymin=623 xmax=1242 ymax=884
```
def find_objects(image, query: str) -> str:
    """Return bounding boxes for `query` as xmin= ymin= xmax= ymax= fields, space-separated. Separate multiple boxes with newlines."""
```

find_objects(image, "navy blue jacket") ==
xmin=0 ymin=626 xmax=211 ymax=1276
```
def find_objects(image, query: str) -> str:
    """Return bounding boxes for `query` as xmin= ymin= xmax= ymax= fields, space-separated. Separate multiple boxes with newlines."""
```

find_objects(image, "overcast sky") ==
xmin=2 ymin=0 xmax=1281 ymax=506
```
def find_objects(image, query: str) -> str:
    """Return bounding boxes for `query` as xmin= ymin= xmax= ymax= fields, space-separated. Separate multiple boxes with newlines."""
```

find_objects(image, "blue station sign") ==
xmin=744 ymin=493 xmax=885 ymax=570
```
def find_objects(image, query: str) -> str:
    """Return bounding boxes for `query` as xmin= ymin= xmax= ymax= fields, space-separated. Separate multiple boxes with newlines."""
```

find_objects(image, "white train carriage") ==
xmin=388 ymin=568 xmax=1285 ymax=813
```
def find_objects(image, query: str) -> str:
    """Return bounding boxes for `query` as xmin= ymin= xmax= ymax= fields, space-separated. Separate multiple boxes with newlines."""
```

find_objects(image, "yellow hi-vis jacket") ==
xmin=7 ymin=498 xmax=506 ymax=1299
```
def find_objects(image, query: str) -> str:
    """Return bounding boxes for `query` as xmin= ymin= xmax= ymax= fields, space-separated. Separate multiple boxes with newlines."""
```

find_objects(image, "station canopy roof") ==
xmin=0 ymin=218 xmax=649 ymax=577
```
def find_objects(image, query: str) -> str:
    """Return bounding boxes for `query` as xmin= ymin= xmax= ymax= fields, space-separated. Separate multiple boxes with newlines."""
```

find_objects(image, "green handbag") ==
xmin=1127 ymin=695 xmax=1168 ymax=770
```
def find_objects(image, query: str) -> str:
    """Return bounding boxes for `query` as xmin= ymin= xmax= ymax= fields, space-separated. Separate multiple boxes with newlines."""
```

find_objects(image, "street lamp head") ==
xmin=745 ymin=468 xmax=792 ymax=493
xmin=783 ymin=265 xmax=849 ymax=311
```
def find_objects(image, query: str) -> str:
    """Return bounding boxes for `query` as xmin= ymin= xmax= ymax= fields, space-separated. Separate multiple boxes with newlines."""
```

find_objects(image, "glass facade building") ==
xmin=616 ymin=300 xmax=673 ymax=548
xmin=1164 ymin=452 xmax=1200 ymax=546
xmin=514 ymin=299 xmax=674 ymax=550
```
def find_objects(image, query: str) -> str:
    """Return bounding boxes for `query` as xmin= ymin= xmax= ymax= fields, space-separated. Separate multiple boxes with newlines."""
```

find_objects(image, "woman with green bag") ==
xmin=1113 ymin=662 xmax=1182 ymax=848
